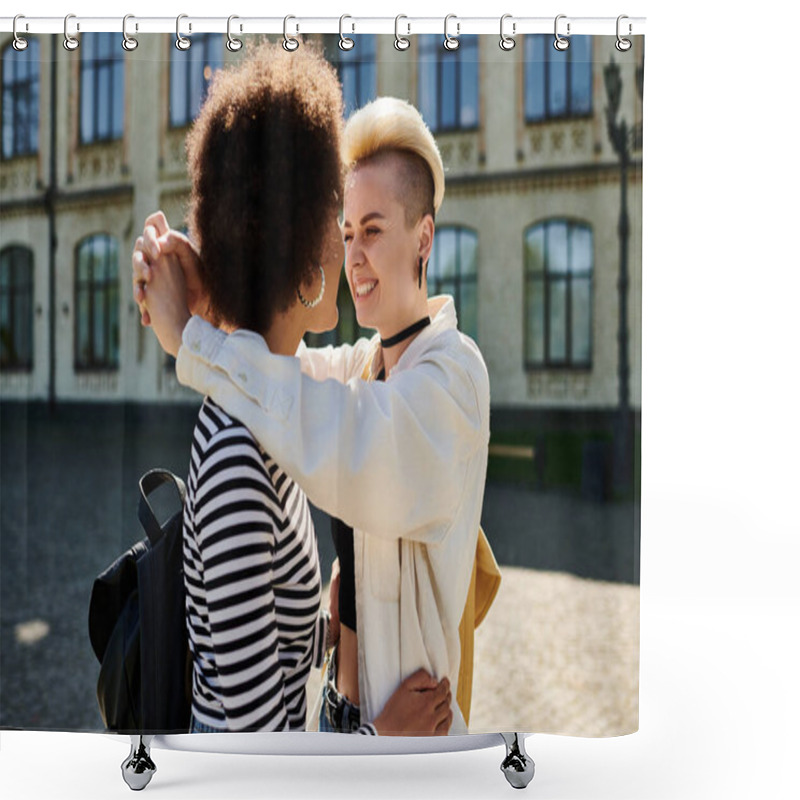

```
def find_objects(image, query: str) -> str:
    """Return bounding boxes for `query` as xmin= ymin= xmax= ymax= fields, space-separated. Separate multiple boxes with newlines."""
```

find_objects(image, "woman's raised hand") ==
xmin=132 ymin=211 xmax=211 ymax=357
xmin=130 ymin=212 xmax=186 ymax=357
xmin=372 ymin=670 xmax=453 ymax=736
xmin=139 ymin=247 xmax=190 ymax=358
xmin=132 ymin=211 xmax=168 ymax=326
xmin=132 ymin=211 xmax=208 ymax=327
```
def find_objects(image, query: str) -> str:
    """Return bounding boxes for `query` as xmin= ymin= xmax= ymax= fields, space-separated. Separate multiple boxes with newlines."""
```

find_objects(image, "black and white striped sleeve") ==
xmin=356 ymin=723 xmax=378 ymax=735
xmin=193 ymin=427 xmax=289 ymax=732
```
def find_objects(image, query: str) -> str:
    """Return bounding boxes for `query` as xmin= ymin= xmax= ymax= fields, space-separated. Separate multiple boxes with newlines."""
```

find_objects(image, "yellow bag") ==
xmin=457 ymin=527 xmax=501 ymax=726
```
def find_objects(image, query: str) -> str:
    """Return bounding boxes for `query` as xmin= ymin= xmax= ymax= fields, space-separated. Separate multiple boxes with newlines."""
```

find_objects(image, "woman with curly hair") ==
xmin=147 ymin=42 xmax=452 ymax=735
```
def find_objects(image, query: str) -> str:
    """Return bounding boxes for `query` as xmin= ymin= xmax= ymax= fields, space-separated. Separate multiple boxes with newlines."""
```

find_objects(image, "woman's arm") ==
xmin=132 ymin=211 xmax=376 ymax=383
xmin=134 ymin=216 xmax=376 ymax=385
xmin=177 ymin=317 xmax=489 ymax=543
xmin=295 ymin=338 xmax=376 ymax=384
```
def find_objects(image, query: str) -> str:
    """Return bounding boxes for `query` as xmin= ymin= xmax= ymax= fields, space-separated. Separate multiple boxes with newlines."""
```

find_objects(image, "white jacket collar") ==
xmin=401 ymin=294 xmax=457 ymax=363
xmin=368 ymin=295 xmax=457 ymax=378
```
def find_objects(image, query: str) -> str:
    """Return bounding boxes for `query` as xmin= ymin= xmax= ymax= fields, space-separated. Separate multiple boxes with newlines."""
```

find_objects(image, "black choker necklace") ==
xmin=380 ymin=316 xmax=431 ymax=348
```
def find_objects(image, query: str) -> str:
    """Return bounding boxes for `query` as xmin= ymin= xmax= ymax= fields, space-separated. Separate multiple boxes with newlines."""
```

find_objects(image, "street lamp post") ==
xmin=603 ymin=56 xmax=639 ymax=494
xmin=47 ymin=37 xmax=59 ymax=414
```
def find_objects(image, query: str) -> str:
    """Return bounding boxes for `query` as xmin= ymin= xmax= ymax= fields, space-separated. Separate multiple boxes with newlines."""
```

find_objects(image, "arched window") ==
xmin=428 ymin=226 xmax=478 ymax=341
xmin=524 ymin=35 xmax=592 ymax=122
xmin=80 ymin=34 xmax=124 ymax=144
xmin=524 ymin=220 xmax=593 ymax=367
xmin=337 ymin=34 xmax=377 ymax=118
xmin=169 ymin=34 xmax=224 ymax=128
xmin=75 ymin=235 xmax=119 ymax=369
xmin=0 ymin=246 xmax=34 ymax=370
xmin=1 ymin=38 xmax=40 ymax=159
xmin=418 ymin=35 xmax=479 ymax=133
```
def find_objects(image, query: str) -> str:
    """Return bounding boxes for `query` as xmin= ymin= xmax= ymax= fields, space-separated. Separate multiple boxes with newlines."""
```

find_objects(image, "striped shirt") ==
xmin=183 ymin=398 xmax=327 ymax=732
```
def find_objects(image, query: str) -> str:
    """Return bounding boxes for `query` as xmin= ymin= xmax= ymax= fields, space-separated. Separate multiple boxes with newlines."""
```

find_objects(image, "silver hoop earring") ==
xmin=297 ymin=265 xmax=326 ymax=309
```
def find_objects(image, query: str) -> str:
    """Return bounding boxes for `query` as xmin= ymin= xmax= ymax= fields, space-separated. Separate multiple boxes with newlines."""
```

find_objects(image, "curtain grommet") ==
xmin=499 ymin=14 xmax=516 ymax=51
xmin=444 ymin=14 xmax=460 ymax=51
xmin=283 ymin=15 xmax=300 ymax=52
xmin=63 ymin=13 xmax=80 ymax=52
xmin=122 ymin=14 xmax=138 ymax=52
xmin=175 ymin=14 xmax=191 ymax=51
xmin=12 ymin=15 xmax=29 ymax=51
xmin=554 ymin=14 xmax=570 ymax=51
xmin=615 ymin=15 xmax=632 ymax=52
xmin=394 ymin=15 xmax=411 ymax=51
xmin=339 ymin=14 xmax=355 ymax=51
xmin=226 ymin=15 xmax=243 ymax=52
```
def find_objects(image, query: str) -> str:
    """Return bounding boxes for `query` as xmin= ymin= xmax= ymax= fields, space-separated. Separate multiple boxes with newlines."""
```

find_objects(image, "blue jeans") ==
xmin=190 ymin=714 xmax=226 ymax=733
xmin=319 ymin=647 xmax=362 ymax=733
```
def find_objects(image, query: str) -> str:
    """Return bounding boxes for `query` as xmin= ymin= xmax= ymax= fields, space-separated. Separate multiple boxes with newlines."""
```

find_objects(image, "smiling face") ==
xmin=342 ymin=156 xmax=433 ymax=338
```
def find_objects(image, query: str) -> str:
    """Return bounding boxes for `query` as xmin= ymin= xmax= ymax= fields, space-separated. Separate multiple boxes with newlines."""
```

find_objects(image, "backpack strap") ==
xmin=138 ymin=469 xmax=187 ymax=545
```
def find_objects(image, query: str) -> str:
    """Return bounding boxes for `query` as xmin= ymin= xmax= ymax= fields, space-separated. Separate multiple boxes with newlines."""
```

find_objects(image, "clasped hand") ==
xmin=132 ymin=211 xmax=208 ymax=358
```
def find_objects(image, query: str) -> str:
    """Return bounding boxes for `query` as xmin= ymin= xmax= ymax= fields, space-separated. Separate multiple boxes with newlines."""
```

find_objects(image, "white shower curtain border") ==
xmin=0 ymin=15 xmax=646 ymax=37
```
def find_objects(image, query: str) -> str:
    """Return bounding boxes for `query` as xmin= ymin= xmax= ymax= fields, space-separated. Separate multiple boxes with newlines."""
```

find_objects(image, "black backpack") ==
xmin=88 ymin=469 xmax=191 ymax=734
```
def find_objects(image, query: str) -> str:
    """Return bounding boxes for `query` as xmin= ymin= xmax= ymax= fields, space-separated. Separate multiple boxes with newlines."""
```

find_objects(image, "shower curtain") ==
xmin=0 ymin=27 xmax=642 ymax=739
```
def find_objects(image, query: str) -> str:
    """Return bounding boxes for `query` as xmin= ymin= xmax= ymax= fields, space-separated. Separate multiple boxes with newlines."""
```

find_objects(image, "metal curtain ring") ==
xmin=12 ymin=15 xmax=28 ymax=51
xmin=616 ymin=15 xmax=632 ymax=52
xmin=122 ymin=15 xmax=138 ymax=51
xmin=283 ymin=15 xmax=300 ymax=51
xmin=227 ymin=15 xmax=243 ymax=52
xmin=175 ymin=14 xmax=191 ymax=51
xmin=499 ymin=14 xmax=515 ymax=51
xmin=554 ymin=14 xmax=570 ymax=51
xmin=339 ymin=15 xmax=354 ymax=51
xmin=63 ymin=14 xmax=80 ymax=51
xmin=394 ymin=15 xmax=410 ymax=51
xmin=443 ymin=14 xmax=460 ymax=51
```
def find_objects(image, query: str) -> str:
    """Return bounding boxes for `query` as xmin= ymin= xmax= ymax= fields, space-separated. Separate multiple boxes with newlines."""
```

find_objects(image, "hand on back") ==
xmin=372 ymin=669 xmax=453 ymax=736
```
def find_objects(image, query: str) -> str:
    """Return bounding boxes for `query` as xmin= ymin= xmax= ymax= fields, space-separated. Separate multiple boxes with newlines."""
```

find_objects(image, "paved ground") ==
xmin=468 ymin=567 xmax=638 ymax=736
xmin=1 ymin=404 xmax=638 ymax=735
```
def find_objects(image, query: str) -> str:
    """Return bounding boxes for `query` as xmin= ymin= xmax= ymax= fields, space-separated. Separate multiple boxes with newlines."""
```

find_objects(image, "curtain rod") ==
xmin=1 ymin=16 xmax=646 ymax=37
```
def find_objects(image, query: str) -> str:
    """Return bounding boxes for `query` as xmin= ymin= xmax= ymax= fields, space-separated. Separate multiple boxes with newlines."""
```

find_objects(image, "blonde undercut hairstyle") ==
xmin=342 ymin=97 xmax=445 ymax=226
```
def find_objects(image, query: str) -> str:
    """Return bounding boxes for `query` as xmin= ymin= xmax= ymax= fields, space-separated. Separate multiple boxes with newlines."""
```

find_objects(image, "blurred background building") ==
xmin=1 ymin=32 xmax=643 ymax=496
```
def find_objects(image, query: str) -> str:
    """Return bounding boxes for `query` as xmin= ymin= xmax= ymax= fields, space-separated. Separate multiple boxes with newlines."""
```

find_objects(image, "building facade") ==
xmin=1 ymin=33 xmax=643 ymax=424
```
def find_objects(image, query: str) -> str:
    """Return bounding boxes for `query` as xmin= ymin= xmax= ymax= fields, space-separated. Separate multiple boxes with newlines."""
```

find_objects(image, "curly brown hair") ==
xmin=186 ymin=41 xmax=343 ymax=333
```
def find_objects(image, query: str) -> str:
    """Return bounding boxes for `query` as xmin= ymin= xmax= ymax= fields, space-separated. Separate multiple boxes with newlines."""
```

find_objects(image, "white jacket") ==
xmin=175 ymin=296 xmax=490 ymax=734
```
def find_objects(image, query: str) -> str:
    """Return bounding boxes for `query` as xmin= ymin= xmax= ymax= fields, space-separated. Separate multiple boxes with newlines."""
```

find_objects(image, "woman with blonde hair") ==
xmin=134 ymin=95 xmax=489 ymax=736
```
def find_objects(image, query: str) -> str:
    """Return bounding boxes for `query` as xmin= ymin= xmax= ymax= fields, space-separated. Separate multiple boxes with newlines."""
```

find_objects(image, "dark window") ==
xmin=428 ymin=226 xmax=478 ymax=342
xmin=1 ymin=38 xmax=40 ymax=159
xmin=418 ymin=35 xmax=479 ymax=133
xmin=0 ymin=246 xmax=34 ymax=370
xmin=524 ymin=35 xmax=592 ymax=122
xmin=75 ymin=235 xmax=120 ymax=369
xmin=169 ymin=34 xmax=224 ymax=128
xmin=80 ymin=34 xmax=125 ymax=144
xmin=337 ymin=34 xmax=377 ymax=118
xmin=524 ymin=220 xmax=593 ymax=367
